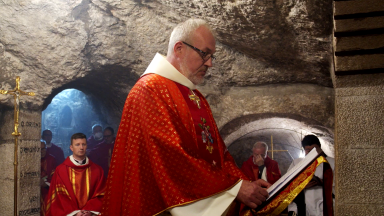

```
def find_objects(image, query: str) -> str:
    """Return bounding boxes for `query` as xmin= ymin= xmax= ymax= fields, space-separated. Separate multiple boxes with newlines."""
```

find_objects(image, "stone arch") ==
xmin=220 ymin=113 xmax=334 ymax=174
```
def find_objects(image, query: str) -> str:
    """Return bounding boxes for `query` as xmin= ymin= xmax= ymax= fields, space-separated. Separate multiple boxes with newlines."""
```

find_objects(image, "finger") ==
xmin=249 ymin=194 xmax=263 ymax=206
xmin=258 ymin=188 xmax=269 ymax=198
xmin=254 ymin=179 xmax=272 ymax=188
xmin=245 ymin=200 xmax=257 ymax=209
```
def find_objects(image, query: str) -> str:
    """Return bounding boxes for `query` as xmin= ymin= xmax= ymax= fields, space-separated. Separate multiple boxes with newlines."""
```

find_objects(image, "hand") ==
xmin=305 ymin=176 xmax=323 ymax=189
xmin=75 ymin=211 xmax=92 ymax=216
xmin=255 ymin=179 xmax=272 ymax=189
xmin=236 ymin=180 xmax=270 ymax=209
xmin=40 ymin=178 xmax=47 ymax=187
xmin=254 ymin=154 xmax=264 ymax=166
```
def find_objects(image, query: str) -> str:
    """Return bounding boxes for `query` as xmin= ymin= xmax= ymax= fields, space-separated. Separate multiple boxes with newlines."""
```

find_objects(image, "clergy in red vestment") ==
xmin=88 ymin=127 xmax=115 ymax=177
xmin=87 ymin=124 xmax=104 ymax=151
xmin=241 ymin=141 xmax=281 ymax=184
xmin=45 ymin=133 xmax=105 ymax=216
xmin=42 ymin=129 xmax=65 ymax=165
xmin=101 ymin=19 xmax=271 ymax=216
xmin=41 ymin=139 xmax=57 ymax=216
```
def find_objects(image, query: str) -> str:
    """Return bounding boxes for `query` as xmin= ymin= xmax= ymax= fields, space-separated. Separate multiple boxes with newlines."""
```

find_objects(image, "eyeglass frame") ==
xmin=182 ymin=41 xmax=216 ymax=62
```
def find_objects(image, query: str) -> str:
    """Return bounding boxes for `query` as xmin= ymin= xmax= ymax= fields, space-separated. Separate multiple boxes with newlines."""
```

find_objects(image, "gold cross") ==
xmin=267 ymin=135 xmax=288 ymax=160
xmin=1 ymin=76 xmax=34 ymax=216
xmin=188 ymin=90 xmax=201 ymax=109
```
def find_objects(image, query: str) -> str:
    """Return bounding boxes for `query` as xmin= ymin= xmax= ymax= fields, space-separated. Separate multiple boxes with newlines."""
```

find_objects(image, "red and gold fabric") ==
xmin=45 ymin=156 xmax=106 ymax=216
xmin=240 ymin=156 xmax=334 ymax=216
xmin=41 ymin=154 xmax=57 ymax=216
xmin=101 ymin=73 xmax=246 ymax=216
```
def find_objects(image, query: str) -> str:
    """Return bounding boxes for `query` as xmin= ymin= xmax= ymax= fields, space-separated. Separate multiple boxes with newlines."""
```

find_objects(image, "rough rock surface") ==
xmin=0 ymin=0 xmax=333 ymax=116
xmin=0 ymin=0 xmax=335 ymax=214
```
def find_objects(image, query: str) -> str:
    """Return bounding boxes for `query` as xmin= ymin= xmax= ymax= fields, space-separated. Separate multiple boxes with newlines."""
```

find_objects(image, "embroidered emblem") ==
xmin=198 ymin=117 xmax=214 ymax=154
xmin=188 ymin=90 xmax=201 ymax=109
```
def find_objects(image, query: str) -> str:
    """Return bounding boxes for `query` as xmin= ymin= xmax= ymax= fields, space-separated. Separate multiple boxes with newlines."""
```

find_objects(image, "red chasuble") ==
xmin=45 ymin=157 xmax=106 ymax=216
xmin=241 ymin=156 xmax=281 ymax=184
xmin=101 ymin=74 xmax=246 ymax=216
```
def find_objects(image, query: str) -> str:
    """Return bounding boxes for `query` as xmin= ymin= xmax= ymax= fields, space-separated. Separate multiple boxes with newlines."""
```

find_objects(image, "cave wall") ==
xmin=0 ymin=0 xmax=338 ymax=215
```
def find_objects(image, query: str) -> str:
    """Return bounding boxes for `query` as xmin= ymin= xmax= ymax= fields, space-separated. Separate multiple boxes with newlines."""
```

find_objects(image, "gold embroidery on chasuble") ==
xmin=174 ymin=82 xmax=222 ymax=168
xmin=69 ymin=167 xmax=91 ymax=209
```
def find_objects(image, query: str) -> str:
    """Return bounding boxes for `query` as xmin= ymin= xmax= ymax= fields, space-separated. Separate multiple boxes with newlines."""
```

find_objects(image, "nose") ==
xmin=204 ymin=57 xmax=213 ymax=67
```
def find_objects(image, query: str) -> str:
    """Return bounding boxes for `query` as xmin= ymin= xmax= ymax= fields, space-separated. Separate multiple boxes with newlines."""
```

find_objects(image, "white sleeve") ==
xmin=66 ymin=210 xmax=100 ymax=216
xmin=169 ymin=180 xmax=242 ymax=216
xmin=288 ymin=202 xmax=298 ymax=213
xmin=67 ymin=210 xmax=80 ymax=216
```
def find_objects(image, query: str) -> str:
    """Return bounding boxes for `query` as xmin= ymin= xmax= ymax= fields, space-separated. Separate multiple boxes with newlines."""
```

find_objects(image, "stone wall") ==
xmin=0 ymin=108 xmax=41 ymax=216
xmin=333 ymin=0 xmax=384 ymax=214
xmin=0 ymin=0 xmax=338 ymax=214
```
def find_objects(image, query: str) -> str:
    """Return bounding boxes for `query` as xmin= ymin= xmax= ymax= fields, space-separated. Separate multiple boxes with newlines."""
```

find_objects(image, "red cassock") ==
xmin=45 ymin=157 xmax=106 ymax=216
xmin=101 ymin=74 xmax=247 ymax=216
xmin=88 ymin=141 xmax=115 ymax=177
xmin=41 ymin=154 xmax=57 ymax=216
xmin=241 ymin=156 xmax=281 ymax=184
xmin=46 ymin=143 xmax=65 ymax=165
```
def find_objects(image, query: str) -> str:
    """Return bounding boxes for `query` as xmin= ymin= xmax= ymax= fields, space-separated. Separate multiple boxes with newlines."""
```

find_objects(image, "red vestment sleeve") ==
xmin=265 ymin=158 xmax=281 ymax=185
xmin=102 ymin=74 xmax=246 ymax=216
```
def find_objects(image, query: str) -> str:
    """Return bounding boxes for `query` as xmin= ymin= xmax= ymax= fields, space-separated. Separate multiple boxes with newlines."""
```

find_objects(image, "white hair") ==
xmin=167 ymin=18 xmax=213 ymax=55
xmin=253 ymin=141 xmax=268 ymax=152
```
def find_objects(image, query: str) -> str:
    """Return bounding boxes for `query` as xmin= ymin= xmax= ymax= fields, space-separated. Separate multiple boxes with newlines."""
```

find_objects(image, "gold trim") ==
xmin=257 ymin=156 xmax=328 ymax=216
xmin=0 ymin=76 xmax=35 ymax=216
xmin=153 ymin=179 xmax=242 ymax=216
xmin=70 ymin=168 xmax=76 ymax=195
xmin=86 ymin=167 xmax=90 ymax=198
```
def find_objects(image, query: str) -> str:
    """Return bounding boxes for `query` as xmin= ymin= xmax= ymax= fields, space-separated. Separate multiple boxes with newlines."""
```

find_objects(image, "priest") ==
xmin=42 ymin=129 xmax=65 ymax=165
xmin=101 ymin=19 xmax=271 ymax=216
xmin=241 ymin=141 xmax=281 ymax=184
xmin=45 ymin=133 xmax=106 ymax=216
xmin=287 ymin=135 xmax=335 ymax=216
xmin=87 ymin=124 xmax=104 ymax=151
xmin=88 ymin=127 xmax=115 ymax=177
xmin=40 ymin=139 xmax=57 ymax=216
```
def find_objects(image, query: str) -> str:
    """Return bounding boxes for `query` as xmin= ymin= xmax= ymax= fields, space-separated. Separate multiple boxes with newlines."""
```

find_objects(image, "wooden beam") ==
xmin=335 ymin=34 xmax=384 ymax=52
xmin=335 ymin=54 xmax=384 ymax=72
xmin=335 ymin=16 xmax=384 ymax=33
xmin=334 ymin=0 xmax=384 ymax=16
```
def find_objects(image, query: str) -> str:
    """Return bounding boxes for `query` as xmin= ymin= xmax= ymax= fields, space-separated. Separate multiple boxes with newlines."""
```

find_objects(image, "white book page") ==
xmin=266 ymin=148 xmax=319 ymax=201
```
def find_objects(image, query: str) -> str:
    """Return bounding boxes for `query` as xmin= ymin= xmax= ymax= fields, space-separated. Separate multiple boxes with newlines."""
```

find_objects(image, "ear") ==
xmin=69 ymin=144 xmax=73 ymax=152
xmin=173 ymin=41 xmax=184 ymax=56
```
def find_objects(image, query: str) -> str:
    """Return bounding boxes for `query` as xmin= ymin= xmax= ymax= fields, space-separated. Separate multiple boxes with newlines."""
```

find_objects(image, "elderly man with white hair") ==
xmin=241 ymin=141 xmax=282 ymax=184
xmin=101 ymin=18 xmax=271 ymax=216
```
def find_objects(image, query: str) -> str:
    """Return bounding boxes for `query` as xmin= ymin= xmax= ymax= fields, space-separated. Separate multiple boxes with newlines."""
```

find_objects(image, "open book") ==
xmin=266 ymin=148 xmax=319 ymax=201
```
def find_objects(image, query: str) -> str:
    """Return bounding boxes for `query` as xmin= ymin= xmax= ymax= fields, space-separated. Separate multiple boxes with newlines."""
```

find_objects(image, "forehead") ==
xmin=93 ymin=126 xmax=102 ymax=131
xmin=304 ymin=144 xmax=319 ymax=149
xmin=253 ymin=148 xmax=266 ymax=154
xmin=72 ymin=138 xmax=87 ymax=144
xmin=192 ymin=26 xmax=216 ymax=53
xmin=43 ymin=131 xmax=52 ymax=135
xmin=103 ymin=129 xmax=112 ymax=135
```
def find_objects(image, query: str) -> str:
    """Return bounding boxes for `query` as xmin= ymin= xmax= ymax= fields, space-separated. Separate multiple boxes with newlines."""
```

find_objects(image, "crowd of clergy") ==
xmin=38 ymin=18 xmax=334 ymax=216
xmin=40 ymin=125 xmax=333 ymax=216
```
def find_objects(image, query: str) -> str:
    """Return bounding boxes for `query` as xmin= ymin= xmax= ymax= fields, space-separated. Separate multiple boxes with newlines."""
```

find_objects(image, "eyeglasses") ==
xmin=182 ymin=41 xmax=216 ymax=62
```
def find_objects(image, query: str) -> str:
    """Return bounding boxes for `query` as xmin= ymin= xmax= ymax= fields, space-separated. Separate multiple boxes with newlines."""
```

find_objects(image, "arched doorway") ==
xmin=221 ymin=114 xmax=334 ymax=175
